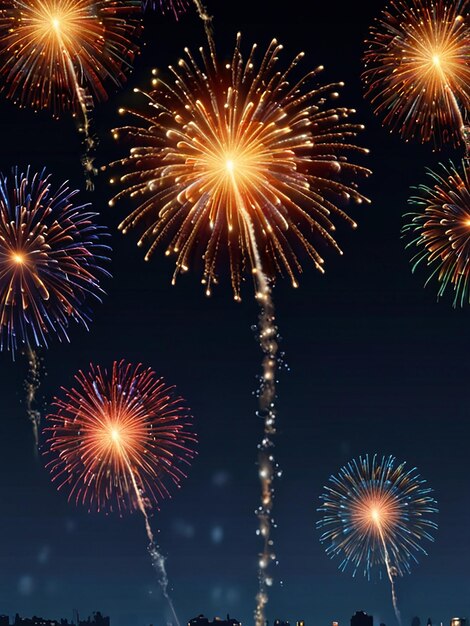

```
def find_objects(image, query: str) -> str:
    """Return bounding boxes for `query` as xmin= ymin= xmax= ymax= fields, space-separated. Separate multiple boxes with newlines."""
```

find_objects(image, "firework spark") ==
xmin=109 ymin=35 xmax=370 ymax=625
xmin=45 ymin=360 xmax=197 ymax=626
xmin=142 ymin=0 xmax=188 ymax=16
xmin=143 ymin=0 xmax=212 ymax=48
xmin=0 ymin=0 xmax=142 ymax=187
xmin=363 ymin=0 xmax=470 ymax=149
xmin=318 ymin=455 xmax=438 ymax=624
xmin=403 ymin=160 xmax=470 ymax=307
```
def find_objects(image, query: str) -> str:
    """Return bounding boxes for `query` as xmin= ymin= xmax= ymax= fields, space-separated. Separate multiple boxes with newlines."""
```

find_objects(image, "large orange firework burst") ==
xmin=403 ymin=160 xmax=470 ymax=307
xmin=45 ymin=360 xmax=197 ymax=514
xmin=0 ymin=0 xmax=142 ymax=117
xmin=109 ymin=35 xmax=371 ymax=300
xmin=363 ymin=0 xmax=470 ymax=148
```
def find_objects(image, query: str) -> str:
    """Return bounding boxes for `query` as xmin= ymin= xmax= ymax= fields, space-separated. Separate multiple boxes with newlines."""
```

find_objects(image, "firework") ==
xmin=45 ymin=360 xmax=197 ymax=625
xmin=45 ymin=360 xmax=196 ymax=512
xmin=109 ymin=35 xmax=370 ymax=625
xmin=318 ymin=455 xmax=438 ymax=623
xmin=0 ymin=0 xmax=142 ymax=186
xmin=363 ymin=0 xmax=470 ymax=148
xmin=109 ymin=35 xmax=370 ymax=300
xmin=403 ymin=160 xmax=470 ymax=307
xmin=0 ymin=167 xmax=110 ymax=355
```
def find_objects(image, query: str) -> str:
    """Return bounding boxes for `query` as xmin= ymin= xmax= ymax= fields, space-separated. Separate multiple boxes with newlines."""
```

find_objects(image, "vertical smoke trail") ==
xmin=254 ymin=284 xmax=280 ymax=626
xmin=377 ymin=522 xmax=402 ymax=626
xmin=64 ymin=57 xmax=97 ymax=190
xmin=237 ymin=204 xmax=281 ymax=626
xmin=55 ymin=30 xmax=97 ymax=190
xmin=24 ymin=347 xmax=42 ymax=453
xmin=126 ymin=458 xmax=181 ymax=626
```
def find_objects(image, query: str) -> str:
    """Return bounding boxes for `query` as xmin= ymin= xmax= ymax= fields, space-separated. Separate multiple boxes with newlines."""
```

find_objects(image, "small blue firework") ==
xmin=317 ymin=454 xmax=438 ymax=579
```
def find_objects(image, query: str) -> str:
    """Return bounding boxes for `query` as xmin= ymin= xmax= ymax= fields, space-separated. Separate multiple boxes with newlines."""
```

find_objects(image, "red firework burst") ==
xmin=45 ymin=360 xmax=197 ymax=514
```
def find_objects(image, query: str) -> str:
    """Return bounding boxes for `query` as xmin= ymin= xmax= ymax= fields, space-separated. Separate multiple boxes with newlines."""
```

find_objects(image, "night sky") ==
xmin=1 ymin=2 xmax=469 ymax=626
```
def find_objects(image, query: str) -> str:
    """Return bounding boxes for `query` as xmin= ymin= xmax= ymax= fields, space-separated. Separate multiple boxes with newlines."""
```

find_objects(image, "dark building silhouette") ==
xmin=351 ymin=612 xmax=373 ymax=626
xmin=188 ymin=615 xmax=241 ymax=626
xmin=0 ymin=613 xmax=108 ymax=626
xmin=412 ymin=617 xmax=421 ymax=626
xmin=274 ymin=620 xmax=290 ymax=626
xmin=13 ymin=615 xmax=72 ymax=626
xmin=427 ymin=619 xmax=432 ymax=626
xmin=78 ymin=614 xmax=109 ymax=626
xmin=189 ymin=617 xmax=210 ymax=626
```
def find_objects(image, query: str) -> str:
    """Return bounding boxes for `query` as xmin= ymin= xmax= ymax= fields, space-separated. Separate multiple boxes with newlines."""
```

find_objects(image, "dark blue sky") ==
xmin=0 ymin=2 xmax=469 ymax=626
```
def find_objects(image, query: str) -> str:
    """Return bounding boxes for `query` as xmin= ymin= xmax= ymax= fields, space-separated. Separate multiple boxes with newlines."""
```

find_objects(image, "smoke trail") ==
xmin=24 ymin=347 xmax=42 ymax=453
xmin=254 ymin=284 xmax=281 ymax=626
xmin=57 ymin=32 xmax=97 ymax=190
xmin=377 ymin=521 xmax=402 ymax=626
xmin=126 ymin=457 xmax=180 ymax=626
xmin=235 ymin=201 xmax=282 ymax=626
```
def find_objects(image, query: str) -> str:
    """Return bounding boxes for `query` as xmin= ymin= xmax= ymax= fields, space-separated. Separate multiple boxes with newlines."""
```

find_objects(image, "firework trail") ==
xmin=318 ymin=455 xmax=438 ymax=624
xmin=363 ymin=0 xmax=470 ymax=150
xmin=0 ymin=0 xmax=142 ymax=189
xmin=127 ymin=462 xmax=180 ymax=626
xmin=45 ymin=361 xmax=197 ymax=625
xmin=375 ymin=518 xmax=401 ymax=625
xmin=24 ymin=346 xmax=43 ymax=452
xmin=234 ymin=202 xmax=281 ymax=621
xmin=253 ymin=277 xmax=280 ymax=622
xmin=191 ymin=0 xmax=213 ymax=56
xmin=109 ymin=35 xmax=370 ymax=624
